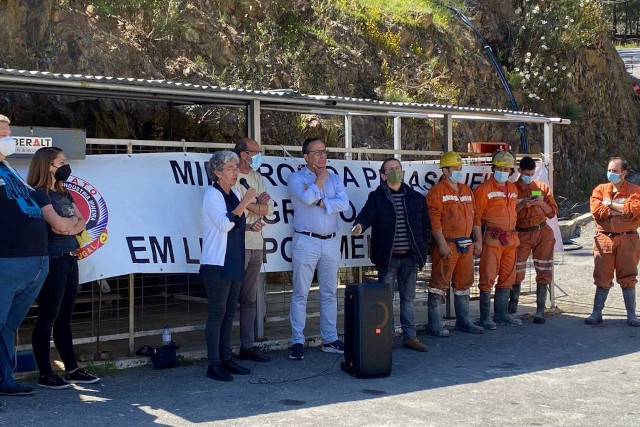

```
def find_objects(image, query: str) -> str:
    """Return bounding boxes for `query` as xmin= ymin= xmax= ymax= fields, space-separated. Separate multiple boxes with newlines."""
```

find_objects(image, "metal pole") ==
xmin=127 ymin=141 xmax=136 ymax=354
xmin=393 ymin=117 xmax=402 ymax=160
xmin=543 ymin=122 xmax=556 ymax=307
xmin=444 ymin=114 xmax=453 ymax=151
xmin=344 ymin=115 xmax=352 ymax=160
xmin=247 ymin=99 xmax=261 ymax=144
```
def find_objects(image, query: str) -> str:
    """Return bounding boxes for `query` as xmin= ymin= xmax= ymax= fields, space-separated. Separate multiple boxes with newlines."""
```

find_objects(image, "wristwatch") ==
xmin=315 ymin=199 xmax=322 ymax=206
xmin=603 ymin=200 xmax=612 ymax=207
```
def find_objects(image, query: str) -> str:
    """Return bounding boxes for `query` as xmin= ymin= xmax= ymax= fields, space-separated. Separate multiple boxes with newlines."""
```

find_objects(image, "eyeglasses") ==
xmin=307 ymin=149 xmax=329 ymax=156
xmin=244 ymin=150 xmax=262 ymax=155
xmin=222 ymin=166 xmax=239 ymax=173
xmin=384 ymin=166 xmax=403 ymax=173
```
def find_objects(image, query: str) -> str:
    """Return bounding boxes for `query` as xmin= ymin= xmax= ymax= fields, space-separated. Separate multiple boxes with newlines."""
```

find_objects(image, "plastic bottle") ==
xmin=162 ymin=325 xmax=171 ymax=346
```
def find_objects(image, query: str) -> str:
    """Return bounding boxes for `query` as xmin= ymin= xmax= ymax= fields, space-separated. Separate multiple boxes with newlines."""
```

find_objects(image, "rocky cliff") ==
xmin=0 ymin=0 xmax=638 ymax=203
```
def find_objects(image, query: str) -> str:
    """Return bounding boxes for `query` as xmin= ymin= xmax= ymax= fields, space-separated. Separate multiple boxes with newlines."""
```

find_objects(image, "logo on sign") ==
xmin=63 ymin=176 xmax=109 ymax=260
xmin=13 ymin=136 xmax=53 ymax=154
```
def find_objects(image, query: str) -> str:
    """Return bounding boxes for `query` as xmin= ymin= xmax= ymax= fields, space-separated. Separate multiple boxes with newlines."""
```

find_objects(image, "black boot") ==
xmin=427 ymin=292 xmax=449 ymax=337
xmin=454 ymin=293 xmax=484 ymax=334
xmin=206 ymin=362 xmax=233 ymax=382
xmin=477 ymin=291 xmax=497 ymax=330
xmin=494 ymin=288 xmax=522 ymax=326
xmin=533 ymin=283 xmax=548 ymax=324
xmin=509 ymin=283 xmax=521 ymax=314
xmin=622 ymin=287 xmax=640 ymax=327
xmin=585 ymin=287 xmax=609 ymax=325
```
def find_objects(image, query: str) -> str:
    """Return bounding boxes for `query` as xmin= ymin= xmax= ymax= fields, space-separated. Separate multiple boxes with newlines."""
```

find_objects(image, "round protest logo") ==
xmin=63 ymin=176 xmax=109 ymax=260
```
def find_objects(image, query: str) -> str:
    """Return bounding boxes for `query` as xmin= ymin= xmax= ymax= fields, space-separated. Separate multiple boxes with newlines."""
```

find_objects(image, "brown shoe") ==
xmin=403 ymin=337 xmax=427 ymax=352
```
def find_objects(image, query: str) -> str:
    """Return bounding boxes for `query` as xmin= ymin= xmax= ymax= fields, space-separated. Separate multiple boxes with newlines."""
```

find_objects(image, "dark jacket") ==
xmin=354 ymin=181 xmax=431 ymax=269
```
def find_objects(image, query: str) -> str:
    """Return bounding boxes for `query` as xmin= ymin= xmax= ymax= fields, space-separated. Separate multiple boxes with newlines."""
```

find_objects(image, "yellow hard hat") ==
xmin=492 ymin=150 xmax=515 ymax=168
xmin=440 ymin=151 xmax=463 ymax=168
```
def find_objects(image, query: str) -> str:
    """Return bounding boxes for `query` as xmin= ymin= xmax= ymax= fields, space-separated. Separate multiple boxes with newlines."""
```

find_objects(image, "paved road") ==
xmin=617 ymin=48 xmax=640 ymax=79
xmin=1 ymin=221 xmax=639 ymax=426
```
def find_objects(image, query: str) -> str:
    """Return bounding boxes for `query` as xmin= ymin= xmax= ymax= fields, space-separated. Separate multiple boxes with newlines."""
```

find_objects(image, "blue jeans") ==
xmin=0 ymin=256 xmax=48 ymax=390
xmin=378 ymin=256 xmax=417 ymax=339
xmin=290 ymin=233 xmax=339 ymax=345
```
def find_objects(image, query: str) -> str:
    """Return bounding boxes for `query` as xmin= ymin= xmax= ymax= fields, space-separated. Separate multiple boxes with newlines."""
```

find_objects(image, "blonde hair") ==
xmin=0 ymin=115 xmax=10 ymax=124
xmin=27 ymin=147 xmax=67 ymax=194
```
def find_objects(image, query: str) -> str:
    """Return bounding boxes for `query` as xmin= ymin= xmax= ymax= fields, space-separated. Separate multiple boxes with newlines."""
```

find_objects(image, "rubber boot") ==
xmin=494 ymin=288 xmax=523 ymax=326
xmin=427 ymin=292 xmax=449 ymax=337
xmin=533 ymin=283 xmax=548 ymax=324
xmin=454 ymin=294 xmax=484 ymax=334
xmin=509 ymin=283 xmax=521 ymax=314
xmin=584 ymin=287 xmax=609 ymax=325
xmin=622 ymin=287 xmax=640 ymax=327
xmin=476 ymin=291 xmax=497 ymax=330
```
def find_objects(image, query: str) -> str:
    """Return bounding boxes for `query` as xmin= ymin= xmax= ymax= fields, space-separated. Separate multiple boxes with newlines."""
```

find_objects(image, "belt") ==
xmin=516 ymin=221 xmax=546 ymax=232
xmin=600 ymin=231 xmax=638 ymax=237
xmin=295 ymin=231 xmax=336 ymax=240
xmin=68 ymin=251 xmax=78 ymax=257
xmin=391 ymin=251 xmax=413 ymax=259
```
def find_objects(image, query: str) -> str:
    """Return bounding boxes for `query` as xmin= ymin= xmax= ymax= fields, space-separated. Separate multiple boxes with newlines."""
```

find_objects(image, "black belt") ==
xmin=295 ymin=231 xmax=336 ymax=240
xmin=391 ymin=251 xmax=413 ymax=259
xmin=516 ymin=221 xmax=546 ymax=232
xmin=600 ymin=231 xmax=638 ymax=237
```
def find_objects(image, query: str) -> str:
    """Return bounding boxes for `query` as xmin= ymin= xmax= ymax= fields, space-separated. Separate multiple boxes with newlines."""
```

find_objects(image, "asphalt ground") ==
xmin=1 ymin=220 xmax=639 ymax=426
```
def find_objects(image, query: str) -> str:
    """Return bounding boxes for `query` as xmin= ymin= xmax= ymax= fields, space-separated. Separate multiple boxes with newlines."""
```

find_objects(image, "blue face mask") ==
xmin=250 ymin=153 xmax=262 ymax=171
xmin=607 ymin=171 xmax=621 ymax=184
xmin=449 ymin=170 xmax=464 ymax=183
xmin=494 ymin=170 xmax=509 ymax=183
xmin=521 ymin=175 xmax=533 ymax=185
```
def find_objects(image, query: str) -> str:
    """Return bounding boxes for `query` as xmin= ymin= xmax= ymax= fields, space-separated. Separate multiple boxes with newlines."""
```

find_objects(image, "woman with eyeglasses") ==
xmin=201 ymin=150 xmax=265 ymax=381
xmin=27 ymin=147 xmax=99 ymax=389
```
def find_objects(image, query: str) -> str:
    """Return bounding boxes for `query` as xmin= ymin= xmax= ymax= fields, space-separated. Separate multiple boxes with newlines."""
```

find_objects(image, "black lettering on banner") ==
xmin=407 ymin=171 xmax=423 ymax=191
xmin=264 ymin=238 xmax=277 ymax=260
xmin=362 ymin=167 xmax=378 ymax=188
xmin=282 ymin=199 xmax=294 ymax=224
xmin=277 ymin=163 xmax=295 ymax=186
xmin=351 ymin=235 xmax=365 ymax=259
xmin=327 ymin=165 xmax=338 ymax=175
xmin=424 ymin=171 xmax=438 ymax=190
xmin=343 ymin=167 xmax=359 ymax=188
xmin=150 ymin=236 xmax=175 ymax=263
xmin=339 ymin=201 xmax=356 ymax=223
xmin=262 ymin=200 xmax=279 ymax=225
xmin=183 ymin=237 xmax=200 ymax=264
xmin=340 ymin=235 xmax=349 ymax=259
xmin=468 ymin=172 xmax=486 ymax=190
xmin=126 ymin=236 xmax=150 ymax=263
xmin=281 ymin=236 xmax=293 ymax=263
xmin=170 ymin=160 xmax=195 ymax=185
xmin=261 ymin=163 xmax=277 ymax=187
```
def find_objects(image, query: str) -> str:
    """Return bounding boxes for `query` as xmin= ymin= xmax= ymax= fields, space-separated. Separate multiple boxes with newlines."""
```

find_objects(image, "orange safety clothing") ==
xmin=590 ymin=180 xmax=640 ymax=289
xmin=514 ymin=179 xmax=557 ymax=284
xmin=474 ymin=176 xmax=519 ymax=291
xmin=427 ymin=179 xmax=475 ymax=291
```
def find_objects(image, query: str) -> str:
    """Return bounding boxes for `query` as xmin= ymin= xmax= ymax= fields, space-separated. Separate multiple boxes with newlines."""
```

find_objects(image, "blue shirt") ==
xmin=287 ymin=166 xmax=350 ymax=235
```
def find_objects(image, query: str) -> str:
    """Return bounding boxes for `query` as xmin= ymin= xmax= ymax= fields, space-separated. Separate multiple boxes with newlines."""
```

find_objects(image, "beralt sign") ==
xmin=9 ymin=127 xmax=86 ymax=159
xmin=12 ymin=152 xmax=562 ymax=284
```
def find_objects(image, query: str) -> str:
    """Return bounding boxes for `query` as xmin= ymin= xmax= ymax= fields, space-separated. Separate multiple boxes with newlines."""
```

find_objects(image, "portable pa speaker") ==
xmin=341 ymin=281 xmax=392 ymax=378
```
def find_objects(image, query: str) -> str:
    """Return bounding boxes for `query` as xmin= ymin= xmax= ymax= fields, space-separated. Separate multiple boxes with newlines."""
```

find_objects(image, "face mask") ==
xmin=0 ymin=136 xmax=16 ymax=156
xmin=521 ymin=175 xmax=533 ymax=185
xmin=494 ymin=170 xmax=509 ymax=183
xmin=54 ymin=164 xmax=72 ymax=182
xmin=449 ymin=170 xmax=464 ymax=183
xmin=607 ymin=172 xmax=621 ymax=184
xmin=249 ymin=152 xmax=262 ymax=171
xmin=385 ymin=169 xmax=403 ymax=185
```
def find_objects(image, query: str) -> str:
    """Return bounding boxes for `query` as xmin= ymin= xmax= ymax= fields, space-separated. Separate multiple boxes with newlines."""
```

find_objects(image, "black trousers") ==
xmin=32 ymin=253 xmax=79 ymax=375
xmin=200 ymin=265 xmax=241 ymax=364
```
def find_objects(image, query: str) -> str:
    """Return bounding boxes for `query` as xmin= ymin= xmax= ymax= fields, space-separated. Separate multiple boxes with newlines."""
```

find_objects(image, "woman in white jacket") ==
xmin=201 ymin=150 xmax=264 ymax=382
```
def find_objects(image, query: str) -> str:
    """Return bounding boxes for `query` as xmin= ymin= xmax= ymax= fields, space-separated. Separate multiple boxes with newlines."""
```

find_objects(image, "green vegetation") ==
xmin=83 ymin=361 xmax=120 ymax=377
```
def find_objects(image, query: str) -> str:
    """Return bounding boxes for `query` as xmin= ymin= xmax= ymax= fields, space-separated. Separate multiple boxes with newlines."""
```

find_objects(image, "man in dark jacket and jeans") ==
xmin=352 ymin=158 xmax=431 ymax=352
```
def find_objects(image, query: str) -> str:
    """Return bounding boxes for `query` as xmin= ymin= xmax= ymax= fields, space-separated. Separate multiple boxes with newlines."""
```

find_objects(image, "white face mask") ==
xmin=0 ymin=136 xmax=16 ymax=157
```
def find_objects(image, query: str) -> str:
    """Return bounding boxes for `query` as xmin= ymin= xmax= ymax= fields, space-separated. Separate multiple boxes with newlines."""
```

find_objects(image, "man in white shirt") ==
xmin=233 ymin=138 xmax=274 ymax=362
xmin=287 ymin=137 xmax=349 ymax=360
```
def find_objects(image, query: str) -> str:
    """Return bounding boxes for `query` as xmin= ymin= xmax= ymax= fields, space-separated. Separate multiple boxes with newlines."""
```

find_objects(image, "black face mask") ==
xmin=54 ymin=164 xmax=72 ymax=182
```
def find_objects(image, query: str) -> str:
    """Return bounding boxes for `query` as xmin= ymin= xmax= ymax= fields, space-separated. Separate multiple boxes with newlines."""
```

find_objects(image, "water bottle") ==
xmin=162 ymin=325 xmax=171 ymax=346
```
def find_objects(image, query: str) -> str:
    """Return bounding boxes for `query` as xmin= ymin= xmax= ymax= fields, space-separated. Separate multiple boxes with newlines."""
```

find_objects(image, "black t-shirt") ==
xmin=33 ymin=188 xmax=80 ymax=257
xmin=0 ymin=161 xmax=48 ymax=257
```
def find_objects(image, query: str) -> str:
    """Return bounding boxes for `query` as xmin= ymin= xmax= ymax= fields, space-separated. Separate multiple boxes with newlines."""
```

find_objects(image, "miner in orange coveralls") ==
xmin=509 ymin=156 xmax=557 ymax=324
xmin=472 ymin=150 xmax=521 ymax=328
xmin=585 ymin=157 xmax=640 ymax=327
xmin=427 ymin=152 xmax=484 ymax=334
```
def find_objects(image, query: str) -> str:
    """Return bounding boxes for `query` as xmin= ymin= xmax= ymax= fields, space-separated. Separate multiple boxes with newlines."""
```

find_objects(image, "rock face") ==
xmin=0 ymin=0 xmax=637 ymax=201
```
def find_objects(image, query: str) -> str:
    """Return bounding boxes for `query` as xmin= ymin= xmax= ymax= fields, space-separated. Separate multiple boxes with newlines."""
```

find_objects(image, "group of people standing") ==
xmin=0 ymin=115 xmax=99 ymax=397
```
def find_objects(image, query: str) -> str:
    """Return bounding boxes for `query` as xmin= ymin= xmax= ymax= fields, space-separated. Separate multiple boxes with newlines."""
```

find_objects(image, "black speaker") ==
xmin=341 ymin=281 xmax=392 ymax=378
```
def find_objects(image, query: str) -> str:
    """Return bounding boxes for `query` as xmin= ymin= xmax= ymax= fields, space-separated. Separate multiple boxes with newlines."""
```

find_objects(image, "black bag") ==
xmin=135 ymin=342 xmax=179 ymax=369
